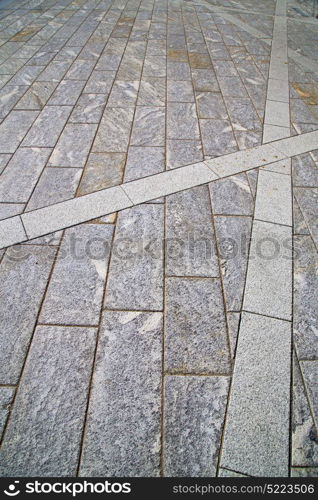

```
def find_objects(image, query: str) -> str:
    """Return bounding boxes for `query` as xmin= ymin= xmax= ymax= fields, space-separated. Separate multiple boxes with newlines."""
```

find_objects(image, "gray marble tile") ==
xmin=227 ymin=312 xmax=240 ymax=358
xmin=291 ymin=99 xmax=318 ymax=125
xmin=93 ymin=107 xmax=134 ymax=152
xmin=0 ymin=203 xmax=24 ymax=220
xmin=165 ymin=277 xmax=231 ymax=374
xmin=0 ymin=148 xmax=51 ymax=203
xmin=0 ymin=58 xmax=27 ymax=75
xmin=225 ymin=97 xmax=262 ymax=131
xmin=293 ymin=154 xmax=318 ymax=187
xmin=215 ymin=216 xmax=252 ymax=311
xmin=218 ymin=76 xmax=248 ymax=97
xmin=77 ymin=152 xmax=126 ymax=195
xmin=84 ymin=70 xmax=115 ymax=94
xmin=48 ymin=123 xmax=97 ymax=168
xmin=107 ymin=80 xmax=139 ymax=107
xmin=26 ymin=167 xmax=82 ymax=211
xmin=0 ymin=387 xmax=15 ymax=440
xmin=210 ymin=173 xmax=254 ymax=215
xmin=22 ymin=106 xmax=72 ymax=147
xmin=65 ymin=58 xmax=95 ymax=80
xmin=213 ymin=60 xmax=238 ymax=77
xmin=125 ymin=146 xmax=164 ymax=182
xmin=69 ymin=93 xmax=106 ymax=123
xmin=166 ymin=139 xmax=203 ymax=169
xmin=166 ymin=186 xmax=219 ymax=277
xmin=191 ymin=68 xmax=219 ymax=92
xmin=167 ymin=61 xmax=191 ymax=80
xmin=131 ymin=106 xmax=165 ymax=146
xmin=138 ymin=78 xmax=165 ymax=106
xmin=8 ymin=65 xmax=44 ymax=86
xmin=167 ymin=80 xmax=194 ymax=102
xmin=36 ymin=60 xmax=72 ymax=82
xmin=14 ymin=81 xmax=58 ymax=110
xmin=0 ymin=325 xmax=96 ymax=476
xmin=105 ymin=204 xmax=164 ymax=311
xmin=40 ymin=224 xmax=114 ymax=326
xmin=196 ymin=92 xmax=228 ymax=119
xmin=0 ymin=85 xmax=28 ymax=119
xmin=0 ymin=154 xmax=11 ymax=174
xmin=167 ymin=102 xmax=200 ymax=140
xmin=200 ymin=119 xmax=237 ymax=156
xmin=293 ymin=198 xmax=310 ymax=235
xmin=255 ymin=170 xmax=292 ymax=226
xmin=292 ymin=357 xmax=318 ymax=467
xmin=291 ymin=468 xmax=318 ymax=477
xmin=0 ymin=245 xmax=56 ymax=384
xmin=219 ymin=468 xmax=248 ymax=477
xmin=0 ymin=110 xmax=38 ymax=153
xmin=246 ymin=169 xmax=258 ymax=198
xmin=48 ymin=79 xmax=85 ymax=105
xmin=79 ymin=311 xmax=162 ymax=477
xmin=294 ymin=188 xmax=318 ymax=247
xmin=163 ymin=376 xmax=230 ymax=477
xmin=301 ymin=361 xmax=318 ymax=428
xmin=143 ymin=55 xmax=166 ymax=77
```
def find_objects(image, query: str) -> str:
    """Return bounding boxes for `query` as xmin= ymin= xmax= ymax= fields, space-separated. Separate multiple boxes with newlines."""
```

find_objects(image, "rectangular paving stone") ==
xmin=167 ymin=80 xmax=194 ymax=102
xmin=292 ymin=154 xmax=318 ymax=187
xmin=125 ymin=146 xmax=164 ymax=182
xmin=107 ymin=80 xmax=139 ymax=107
xmin=196 ymin=92 xmax=227 ymax=119
xmin=301 ymin=361 xmax=318 ymax=428
xmin=0 ymin=85 xmax=28 ymax=119
xmin=294 ymin=236 xmax=318 ymax=359
xmin=48 ymin=123 xmax=97 ymax=168
xmin=78 ymin=152 xmax=126 ymax=195
xmin=200 ymin=119 xmax=237 ymax=156
xmin=218 ymin=76 xmax=248 ymax=97
xmin=263 ymin=124 xmax=290 ymax=143
xmin=167 ymin=102 xmax=200 ymax=140
xmin=265 ymin=99 xmax=290 ymax=128
xmin=21 ymin=185 xmax=132 ymax=240
xmin=294 ymin=188 xmax=318 ymax=247
xmin=105 ymin=204 xmax=164 ymax=311
xmin=48 ymin=79 xmax=85 ymax=105
xmin=191 ymin=68 xmax=219 ymax=92
xmin=8 ymin=65 xmax=44 ymax=86
xmin=0 ymin=110 xmax=38 ymax=153
xmin=22 ymin=105 xmax=72 ymax=147
xmin=209 ymin=173 xmax=254 ymax=215
xmin=39 ymin=224 xmax=114 ymax=326
xmin=93 ymin=107 xmax=134 ymax=152
xmin=0 ymin=325 xmax=96 ymax=476
xmin=65 ymin=58 xmax=95 ymax=79
xmin=0 ymin=245 xmax=56 ymax=383
xmin=131 ymin=106 xmax=165 ymax=146
xmin=225 ymin=96 xmax=262 ymax=131
xmin=167 ymin=61 xmax=191 ymax=80
xmin=36 ymin=59 xmax=72 ymax=82
xmin=166 ymin=186 xmax=219 ymax=277
xmin=267 ymin=77 xmax=289 ymax=103
xmin=0 ymin=203 xmax=24 ymax=220
xmin=220 ymin=311 xmax=291 ymax=477
xmin=84 ymin=70 xmax=115 ymax=93
xmin=0 ymin=215 xmax=27 ymax=249
xmin=0 ymin=147 xmax=51 ymax=203
xmin=243 ymin=220 xmax=292 ymax=321
xmin=138 ymin=78 xmax=166 ymax=106
xmin=165 ymin=277 xmax=231 ymax=374
xmin=163 ymin=375 xmax=230 ymax=477
xmin=167 ymin=139 xmax=203 ymax=169
xmin=79 ymin=311 xmax=162 ymax=477
xmin=69 ymin=93 xmax=107 ymax=124
xmin=14 ymin=81 xmax=58 ymax=110
xmin=0 ymin=387 xmax=15 ymax=440
xmin=254 ymin=170 xmax=292 ymax=226
xmin=270 ymin=130 xmax=318 ymax=157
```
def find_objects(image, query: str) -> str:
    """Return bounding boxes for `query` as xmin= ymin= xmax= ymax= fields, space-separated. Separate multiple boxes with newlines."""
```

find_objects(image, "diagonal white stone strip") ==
xmin=1 ymin=130 xmax=318 ymax=250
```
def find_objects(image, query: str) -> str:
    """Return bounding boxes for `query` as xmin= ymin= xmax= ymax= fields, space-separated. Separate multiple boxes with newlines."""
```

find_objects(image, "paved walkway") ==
xmin=0 ymin=0 xmax=317 ymax=477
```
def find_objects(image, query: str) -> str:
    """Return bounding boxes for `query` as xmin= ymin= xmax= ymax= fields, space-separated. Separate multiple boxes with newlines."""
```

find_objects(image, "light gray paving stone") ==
xmin=0 ymin=110 xmax=38 ymax=153
xmin=0 ymin=59 xmax=27 ymax=75
xmin=165 ymin=277 xmax=231 ymax=374
xmin=8 ymin=65 xmax=44 ymax=86
xmin=270 ymin=130 xmax=318 ymax=157
xmin=21 ymin=185 xmax=132 ymax=242
xmin=105 ymin=204 xmax=164 ymax=311
xmin=79 ymin=311 xmax=162 ymax=477
xmin=65 ymin=58 xmax=95 ymax=79
xmin=0 ymin=215 xmax=26 ymax=249
xmin=123 ymin=162 xmax=218 ymax=205
xmin=218 ymin=76 xmax=248 ymax=97
xmin=24 ymin=231 xmax=63 ymax=247
xmin=218 ymin=469 xmax=249 ymax=477
xmin=0 ymin=85 xmax=28 ymax=119
xmin=200 ymin=119 xmax=237 ymax=156
xmin=36 ymin=59 xmax=72 ymax=82
xmin=265 ymin=100 xmax=290 ymax=128
xmin=0 ymin=387 xmax=14 ymax=439
xmin=107 ymin=80 xmax=139 ymax=107
xmin=225 ymin=97 xmax=262 ymax=131
xmin=166 ymin=186 xmax=219 ymax=277
xmin=254 ymin=170 xmax=292 ymax=226
xmin=293 ymin=154 xmax=318 ymax=187
xmin=78 ymin=152 xmax=126 ymax=195
xmin=14 ymin=81 xmax=58 ymax=110
xmin=291 ymin=468 xmax=318 ymax=477
xmin=243 ymin=220 xmax=292 ymax=321
xmin=137 ymin=78 xmax=166 ymax=106
xmin=0 ymin=154 xmax=11 ymax=174
xmin=215 ymin=216 xmax=252 ymax=311
xmin=196 ymin=92 xmax=227 ymax=119
xmin=0 ymin=204 xmax=24 ymax=220
xmin=166 ymin=139 xmax=203 ymax=169
xmin=293 ymin=199 xmax=310 ymax=235
xmin=292 ymin=357 xmax=318 ymax=467
xmin=167 ymin=80 xmax=194 ymax=102
xmin=0 ymin=147 xmax=51 ymax=203
xmin=40 ymin=224 xmax=113 ymax=326
xmin=0 ymin=244 xmax=56 ymax=384
xmin=267 ymin=78 xmax=289 ymax=103
xmin=93 ymin=107 xmax=134 ymax=152
xmin=69 ymin=93 xmax=107 ymax=124
xmin=48 ymin=123 xmax=97 ymax=168
xmin=125 ymin=146 xmax=164 ymax=182
xmin=191 ymin=68 xmax=219 ymax=92
xmin=210 ymin=173 xmax=254 ymax=216
xmin=167 ymin=102 xmax=199 ymax=140
xmin=262 ymin=158 xmax=291 ymax=175
xmin=84 ymin=70 xmax=115 ymax=94
xmin=167 ymin=61 xmax=191 ymax=80
xmin=220 ymin=312 xmax=291 ymax=477
xmin=246 ymin=169 xmax=258 ymax=198
xmin=301 ymin=361 xmax=318 ymax=427
xmin=143 ymin=56 xmax=166 ymax=77
xmin=263 ymin=124 xmax=290 ymax=143
xmin=131 ymin=106 xmax=165 ymax=146
xmin=22 ymin=105 xmax=72 ymax=147
xmin=0 ymin=325 xmax=97 ymax=476
xmin=294 ymin=188 xmax=318 ymax=247
xmin=227 ymin=312 xmax=240 ymax=358
xmin=26 ymin=167 xmax=82 ymax=211
xmin=48 ymin=79 xmax=85 ymax=105
xmin=163 ymin=375 xmax=230 ymax=477
xmin=294 ymin=235 xmax=318 ymax=359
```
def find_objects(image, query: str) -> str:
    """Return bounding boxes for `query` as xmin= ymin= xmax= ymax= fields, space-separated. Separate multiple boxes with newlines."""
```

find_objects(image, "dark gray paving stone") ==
xmin=292 ymin=154 xmax=318 ymax=187
xmin=36 ymin=60 xmax=72 ymax=82
xmin=8 ymin=65 xmax=44 ymax=86
xmin=84 ymin=70 xmax=115 ymax=93
xmin=105 ymin=204 xmax=163 ymax=311
xmin=22 ymin=105 xmax=72 ymax=147
xmin=124 ymin=146 xmax=164 ymax=181
xmin=48 ymin=123 xmax=97 ymax=168
xmin=48 ymin=79 xmax=85 ymax=105
xmin=196 ymin=91 xmax=228 ymax=119
xmin=138 ymin=78 xmax=166 ymax=106
xmin=294 ymin=188 xmax=318 ymax=247
xmin=107 ymin=80 xmax=139 ymax=107
xmin=14 ymin=81 xmax=58 ymax=110
xmin=165 ymin=277 xmax=231 ymax=374
xmin=79 ymin=311 xmax=162 ymax=477
xmin=77 ymin=152 xmax=125 ymax=196
xmin=167 ymin=80 xmax=194 ymax=102
xmin=225 ymin=96 xmax=262 ymax=131
xmin=215 ymin=216 xmax=252 ymax=311
xmin=294 ymin=198 xmax=310 ymax=235
xmin=163 ymin=375 xmax=230 ymax=477
xmin=191 ymin=68 xmax=220 ymax=92
xmin=167 ymin=61 xmax=191 ymax=80
xmin=227 ymin=312 xmax=240 ymax=358
xmin=0 ymin=387 xmax=14 ymax=440
xmin=143 ymin=55 xmax=166 ymax=77
xmin=93 ymin=107 xmax=134 ymax=152
xmin=0 ymin=203 xmax=24 ymax=220
xmin=301 ymin=361 xmax=318 ymax=429
xmin=65 ymin=58 xmax=95 ymax=80
xmin=0 ymin=245 xmax=56 ymax=385
xmin=209 ymin=173 xmax=254 ymax=215
xmin=200 ymin=119 xmax=237 ymax=156
xmin=0 ymin=85 xmax=28 ymax=119
xmin=167 ymin=102 xmax=200 ymax=140
xmin=0 ymin=325 xmax=97 ymax=476
xmin=166 ymin=139 xmax=203 ymax=169
xmin=291 ymin=468 xmax=318 ymax=477
xmin=246 ymin=169 xmax=259 ymax=198
xmin=166 ymin=186 xmax=219 ymax=277
xmin=218 ymin=76 xmax=248 ymax=97
xmin=69 ymin=93 xmax=107 ymax=123
xmin=131 ymin=106 xmax=165 ymax=146
xmin=0 ymin=110 xmax=38 ymax=153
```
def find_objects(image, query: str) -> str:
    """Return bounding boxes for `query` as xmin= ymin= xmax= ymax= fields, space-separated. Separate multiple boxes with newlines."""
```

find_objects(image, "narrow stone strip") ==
xmin=219 ymin=0 xmax=293 ymax=477
xmin=0 ymin=130 xmax=318 ymax=250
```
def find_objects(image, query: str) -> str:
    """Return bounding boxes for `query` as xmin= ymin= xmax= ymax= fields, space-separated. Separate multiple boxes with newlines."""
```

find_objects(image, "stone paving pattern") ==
xmin=0 ymin=0 xmax=318 ymax=477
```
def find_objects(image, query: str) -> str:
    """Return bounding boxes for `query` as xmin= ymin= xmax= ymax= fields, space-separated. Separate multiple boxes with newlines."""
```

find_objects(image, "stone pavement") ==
xmin=0 ymin=0 xmax=317 ymax=477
